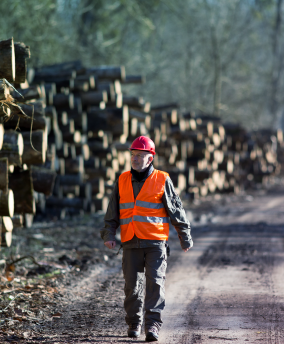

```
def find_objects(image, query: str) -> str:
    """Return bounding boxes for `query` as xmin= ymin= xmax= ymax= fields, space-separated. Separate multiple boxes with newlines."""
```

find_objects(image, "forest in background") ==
xmin=1 ymin=0 xmax=284 ymax=130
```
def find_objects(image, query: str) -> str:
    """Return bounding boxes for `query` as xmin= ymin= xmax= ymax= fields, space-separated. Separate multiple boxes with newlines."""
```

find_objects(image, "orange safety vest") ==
xmin=118 ymin=169 xmax=170 ymax=242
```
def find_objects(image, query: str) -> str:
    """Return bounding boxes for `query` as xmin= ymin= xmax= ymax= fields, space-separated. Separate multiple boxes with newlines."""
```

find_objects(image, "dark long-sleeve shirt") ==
xmin=100 ymin=165 xmax=193 ymax=250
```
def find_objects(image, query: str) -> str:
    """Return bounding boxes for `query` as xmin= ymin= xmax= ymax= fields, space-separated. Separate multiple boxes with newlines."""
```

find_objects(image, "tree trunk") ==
xmin=0 ymin=38 xmax=15 ymax=82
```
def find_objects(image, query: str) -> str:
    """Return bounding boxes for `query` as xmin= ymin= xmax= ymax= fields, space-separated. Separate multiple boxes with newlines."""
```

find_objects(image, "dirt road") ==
xmin=159 ymin=190 xmax=284 ymax=343
xmin=1 ymin=189 xmax=284 ymax=343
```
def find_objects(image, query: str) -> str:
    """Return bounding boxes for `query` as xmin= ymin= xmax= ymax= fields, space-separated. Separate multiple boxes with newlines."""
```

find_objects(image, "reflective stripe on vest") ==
xmin=118 ymin=169 xmax=170 ymax=242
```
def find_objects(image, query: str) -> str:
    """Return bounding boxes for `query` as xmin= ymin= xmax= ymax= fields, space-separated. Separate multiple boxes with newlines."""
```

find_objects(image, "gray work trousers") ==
xmin=122 ymin=245 xmax=167 ymax=330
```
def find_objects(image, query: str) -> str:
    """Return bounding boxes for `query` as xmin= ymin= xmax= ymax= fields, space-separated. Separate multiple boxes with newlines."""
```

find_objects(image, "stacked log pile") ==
xmin=1 ymin=46 xmax=284 ymax=248
xmin=28 ymin=62 xmax=148 ymax=218
xmin=0 ymin=38 xmax=56 ymax=247
xmin=27 ymin=60 xmax=284 ymax=217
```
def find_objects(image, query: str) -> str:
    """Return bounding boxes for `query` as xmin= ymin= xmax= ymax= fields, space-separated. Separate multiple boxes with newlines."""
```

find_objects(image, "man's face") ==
xmin=131 ymin=150 xmax=153 ymax=172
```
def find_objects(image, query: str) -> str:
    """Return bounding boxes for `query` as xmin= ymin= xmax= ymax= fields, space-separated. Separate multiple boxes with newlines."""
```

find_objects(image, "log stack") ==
xmin=27 ymin=59 xmax=283 ymax=216
xmin=0 ymin=38 xmax=56 ymax=247
xmin=1 ymin=46 xmax=283 ymax=248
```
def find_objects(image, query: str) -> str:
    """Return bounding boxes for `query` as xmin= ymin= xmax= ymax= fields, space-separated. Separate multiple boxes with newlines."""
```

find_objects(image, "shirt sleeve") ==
xmin=162 ymin=176 xmax=193 ymax=250
xmin=100 ymin=180 xmax=120 ymax=242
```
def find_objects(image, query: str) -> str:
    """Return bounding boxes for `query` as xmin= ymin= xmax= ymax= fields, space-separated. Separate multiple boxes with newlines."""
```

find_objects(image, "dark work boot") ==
xmin=128 ymin=323 xmax=141 ymax=338
xmin=145 ymin=326 xmax=159 ymax=342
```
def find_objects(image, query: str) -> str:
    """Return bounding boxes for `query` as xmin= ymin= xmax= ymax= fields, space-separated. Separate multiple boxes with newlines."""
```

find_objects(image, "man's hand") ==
xmin=104 ymin=241 xmax=116 ymax=249
xmin=183 ymin=247 xmax=191 ymax=252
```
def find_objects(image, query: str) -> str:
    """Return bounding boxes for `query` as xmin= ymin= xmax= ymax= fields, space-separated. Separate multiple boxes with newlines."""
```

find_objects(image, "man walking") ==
xmin=100 ymin=136 xmax=193 ymax=342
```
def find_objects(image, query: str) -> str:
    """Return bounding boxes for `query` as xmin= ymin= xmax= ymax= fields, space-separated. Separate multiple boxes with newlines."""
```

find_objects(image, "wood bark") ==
xmin=9 ymin=169 xmax=35 ymax=214
xmin=53 ymin=93 xmax=74 ymax=109
xmin=59 ymin=173 xmax=83 ymax=186
xmin=5 ymin=114 xmax=47 ymax=131
xmin=0 ymin=189 xmax=14 ymax=217
xmin=62 ymin=131 xmax=81 ymax=144
xmin=31 ymin=165 xmax=57 ymax=196
xmin=0 ymin=38 xmax=15 ymax=82
xmin=122 ymin=95 xmax=145 ymax=108
xmin=93 ymin=195 xmax=109 ymax=212
xmin=86 ymin=178 xmax=105 ymax=195
xmin=86 ymin=66 xmax=125 ymax=81
xmin=11 ymin=101 xmax=45 ymax=118
xmin=33 ymin=70 xmax=76 ymax=83
xmin=1 ymin=216 xmax=13 ymax=247
xmin=79 ymin=183 xmax=92 ymax=201
xmin=96 ymin=82 xmax=116 ymax=101
xmin=24 ymin=214 xmax=34 ymax=228
xmin=12 ymin=215 xmax=23 ymax=229
xmin=45 ymin=207 xmax=66 ymax=220
xmin=122 ymin=75 xmax=146 ymax=84
xmin=22 ymin=130 xmax=47 ymax=165
xmin=0 ymin=158 xmax=8 ymax=193
xmin=14 ymin=42 xmax=30 ymax=84
xmin=65 ymin=156 xmax=84 ymax=174
xmin=75 ymin=143 xmax=90 ymax=160
xmin=0 ymin=130 xmax=24 ymax=166
xmin=12 ymin=85 xmax=42 ymax=102
xmin=75 ymin=74 xmax=95 ymax=89
xmin=46 ymin=196 xmax=89 ymax=210
xmin=60 ymin=185 xmax=80 ymax=197
xmin=81 ymin=90 xmax=108 ymax=107
xmin=0 ymin=79 xmax=10 ymax=100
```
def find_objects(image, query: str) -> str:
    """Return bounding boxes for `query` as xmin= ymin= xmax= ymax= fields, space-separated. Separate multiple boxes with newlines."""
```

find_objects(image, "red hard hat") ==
xmin=130 ymin=136 xmax=156 ymax=155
